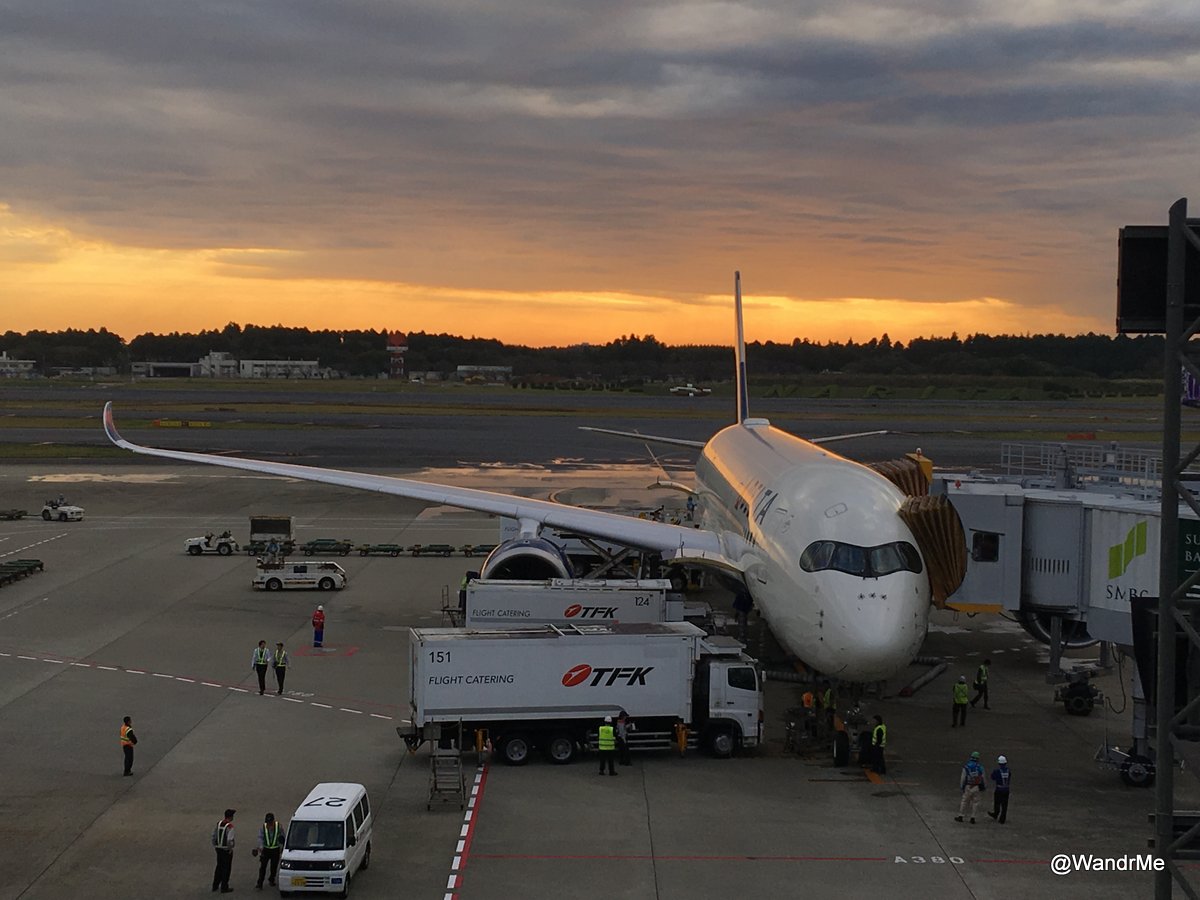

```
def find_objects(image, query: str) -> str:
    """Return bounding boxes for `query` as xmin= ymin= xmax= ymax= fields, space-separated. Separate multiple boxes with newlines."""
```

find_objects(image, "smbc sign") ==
xmin=1177 ymin=519 xmax=1200 ymax=598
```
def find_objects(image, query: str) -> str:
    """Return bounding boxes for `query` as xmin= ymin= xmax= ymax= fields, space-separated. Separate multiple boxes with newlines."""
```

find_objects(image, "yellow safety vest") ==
xmin=953 ymin=682 xmax=969 ymax=704
xmin=976 ymin=664 xmax=988 ymax=684
xmin=263 ymin=822 xmax=281 ymax=850
xmin=873 ymin=724 xmax=887 ymax=747
xmin=254 ymin=647 xmax=268 ymax=665
xmin=598 ymin=725 xmax=616 ymax=750
xmin=274 ymin=650 xmax=288 ymax=669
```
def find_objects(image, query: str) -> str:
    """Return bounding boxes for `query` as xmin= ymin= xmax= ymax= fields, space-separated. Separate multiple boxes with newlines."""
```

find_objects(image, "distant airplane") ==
xmin=103 ymin=273 xmax=955 ymax=682
xmin=669 ymin=383 xmax=711 ymax=396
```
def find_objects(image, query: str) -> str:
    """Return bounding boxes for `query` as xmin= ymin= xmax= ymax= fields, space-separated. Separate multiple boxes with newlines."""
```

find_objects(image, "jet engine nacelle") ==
xmin=1016 ymin=609 xmax=1098 ymax=649
xmin=480 ymin=537 xmax=574 ymax=581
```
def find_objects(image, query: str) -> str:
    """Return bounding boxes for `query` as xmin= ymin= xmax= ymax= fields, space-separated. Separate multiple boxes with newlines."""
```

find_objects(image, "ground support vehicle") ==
xmin=302 ymin=538 xmax=353 ymax=556
xmin=184 ymin=532 xmax=239 ymax=556
xmin=0 ymin=509 xmax=27 ymax=520
xmin=357 ymin=543 xmax=404 ymax=556
xmin=0 ymin=559 xmax=44 ymax=587
xmin=409 ymin=544 xmax=456 ymax=557
xmin=244 ymin=539 xmax=296 ymax=557
xmin=41 ymin=499 xmax=83 ymax=521
xmin=279 ymin=782 xmax=372 ymax=897
xmin=464 ymin=578 xmax=679 ymax=628
xmin=253 ymin=561 xmax=347 ymax=591
xmin=401 ymin=622 xmax=763 ymax=765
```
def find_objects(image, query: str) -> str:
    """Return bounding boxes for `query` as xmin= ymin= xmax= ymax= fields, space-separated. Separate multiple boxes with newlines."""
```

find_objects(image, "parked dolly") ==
xmin=461 ymin=544 xmax=497 ymax=557
xmin=0 ymin=509 xmax=27 ymax=520
xmin=358 ymin=543 xmax=405 ymax=557
xmin=301 ymin=538 xmax=354 ymax=556
xmin=409 ymin=543 xmax=457 ymax=557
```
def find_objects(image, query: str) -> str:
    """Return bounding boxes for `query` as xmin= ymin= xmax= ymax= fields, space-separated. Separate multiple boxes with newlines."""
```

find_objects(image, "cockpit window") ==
xmin=800 ymin=540 xmax=922 ymax=577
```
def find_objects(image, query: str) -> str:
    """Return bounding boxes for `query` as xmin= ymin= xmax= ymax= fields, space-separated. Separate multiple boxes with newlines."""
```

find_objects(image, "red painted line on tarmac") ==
xmin=472 ymin=853 xmax=890 ymax=862
xmin=453 ymin=764 xmax=490 ymax=896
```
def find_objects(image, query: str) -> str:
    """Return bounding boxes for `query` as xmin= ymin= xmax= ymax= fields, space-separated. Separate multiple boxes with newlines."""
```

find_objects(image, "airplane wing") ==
xmin=809 ymin=430 xmax=889 ymax=445
xmin=103 ymin=403 xmax=723 ymax=557
xmin=578 ymin=426 xmax=706 ymax=450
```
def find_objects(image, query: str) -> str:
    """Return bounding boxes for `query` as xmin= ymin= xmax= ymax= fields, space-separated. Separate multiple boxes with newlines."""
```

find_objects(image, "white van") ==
xmin=278 ymin=783 xmax=372 ymax=897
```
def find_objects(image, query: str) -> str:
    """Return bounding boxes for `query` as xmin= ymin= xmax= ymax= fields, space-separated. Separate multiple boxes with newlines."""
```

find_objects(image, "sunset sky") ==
xmin=3 ymin=1 xmax=1198 ymax=347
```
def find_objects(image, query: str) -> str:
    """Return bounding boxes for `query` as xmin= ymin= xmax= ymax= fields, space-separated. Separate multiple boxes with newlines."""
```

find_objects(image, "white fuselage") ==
xmin=695 ymin=420 xmax=930 ymax=681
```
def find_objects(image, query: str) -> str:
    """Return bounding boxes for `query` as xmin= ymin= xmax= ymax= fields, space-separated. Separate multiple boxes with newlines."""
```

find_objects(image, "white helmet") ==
xmin=603 ymin=716 xmax=613 ymax=723
xmin=997 ymin=755 xmax=1007 ymax=764
xmin=317 ymin=605 xmax=324 ymax=611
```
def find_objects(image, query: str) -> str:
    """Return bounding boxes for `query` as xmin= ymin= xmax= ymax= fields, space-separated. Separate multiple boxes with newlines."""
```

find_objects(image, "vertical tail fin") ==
xmin=734 ymin=271 xmax=749 ymax=423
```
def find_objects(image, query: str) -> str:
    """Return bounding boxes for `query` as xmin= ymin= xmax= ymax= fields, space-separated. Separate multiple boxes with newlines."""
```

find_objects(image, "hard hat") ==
xmin=604 ymin=716 xmax=612 ymax=723
xmin=317 ymin=605 xmax=324 ymax=611
xmin=998 ymin=755 xmax=1007 ymax=764
xmin=970 ymin=751 xmax=980 ymax=759
xmin=958 ymin=675 xmax=967 ymax=682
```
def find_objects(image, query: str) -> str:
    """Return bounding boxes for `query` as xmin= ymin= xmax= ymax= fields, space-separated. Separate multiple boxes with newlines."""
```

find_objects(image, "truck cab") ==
xmin=694 ymin=644 xmax=764 ymax=757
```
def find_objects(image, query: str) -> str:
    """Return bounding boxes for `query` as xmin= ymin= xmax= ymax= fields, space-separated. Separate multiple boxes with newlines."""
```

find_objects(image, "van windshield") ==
xmin=285 ymin=820 xmax=344 ymax=851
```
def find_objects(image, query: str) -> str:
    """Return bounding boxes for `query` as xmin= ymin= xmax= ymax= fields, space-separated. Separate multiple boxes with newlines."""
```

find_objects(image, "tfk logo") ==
xmin=561 ymin=664 xmax=655 ymax=687
xmin=563 ymin=604 xmax=617 ymax=619
xmin=1108 ymin=521 xmax=1148 ymax=579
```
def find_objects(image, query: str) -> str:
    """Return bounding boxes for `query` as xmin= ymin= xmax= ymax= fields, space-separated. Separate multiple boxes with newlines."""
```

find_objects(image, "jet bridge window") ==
xmin=971 ymin=531 xmax=1000 ymax=562
xmin=799 ymin=540 xmax=923 ymax=577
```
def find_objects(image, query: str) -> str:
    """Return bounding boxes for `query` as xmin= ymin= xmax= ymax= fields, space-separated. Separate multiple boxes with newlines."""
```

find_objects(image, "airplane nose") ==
xmin=828 ymin=573 xmax=929 ymax=681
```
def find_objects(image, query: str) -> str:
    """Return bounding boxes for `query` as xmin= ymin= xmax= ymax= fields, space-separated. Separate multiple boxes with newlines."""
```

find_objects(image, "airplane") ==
xmin=669 ymin=383 xmax=712 ymax=397
xmin=102 ymin=273 xmax=954 ymax=682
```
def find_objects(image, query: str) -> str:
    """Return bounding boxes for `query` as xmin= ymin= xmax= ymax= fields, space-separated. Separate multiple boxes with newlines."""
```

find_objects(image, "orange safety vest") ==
xmin=120 ymin=724 xmax=134 ymax=747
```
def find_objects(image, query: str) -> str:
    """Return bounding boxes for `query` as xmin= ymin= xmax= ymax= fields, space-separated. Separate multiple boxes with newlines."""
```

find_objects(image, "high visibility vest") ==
xmin=254 ymin=647 xmax=268 ymax=665
xmin=801 ymin=691 xmax=815 ymax=709
xmin=263 ymin=822 xmax=281 ymax=850
xmin=872 ymin=724 xmax=887 ymax=747
xmin=822 ymin=689 xmax=832 ymax=709
xmin=120 ymin=724 xmax=134 ymax=747
xmin=976 ymin=664 xmax=988 ymax=684
xmin=953 ymin=682 xmax=969 ymax=704
xmin=274 ymin=650 xmax=288 ymax=669
xmin=214 ymin=821 xmax=233 ymax=849
xmin=598 ymin=725 xmax=616 ymax=750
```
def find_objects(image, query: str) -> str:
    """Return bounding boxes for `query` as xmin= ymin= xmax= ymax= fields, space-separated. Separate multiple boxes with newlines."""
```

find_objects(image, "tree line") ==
xmin=0 ymin=325 xmax=1167 ymax=381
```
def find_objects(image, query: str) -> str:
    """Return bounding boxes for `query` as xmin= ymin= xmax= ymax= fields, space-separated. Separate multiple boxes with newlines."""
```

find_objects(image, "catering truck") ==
xmin=401 ymin=622 xmax=763 ymax=765
xmin=463 ymin=578 xmax=681 ymax=627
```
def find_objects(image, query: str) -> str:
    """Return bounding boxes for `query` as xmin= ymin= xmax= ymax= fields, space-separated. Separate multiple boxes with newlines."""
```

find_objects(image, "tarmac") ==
xmin=1 ymin=455 xmax=1198 ymax=899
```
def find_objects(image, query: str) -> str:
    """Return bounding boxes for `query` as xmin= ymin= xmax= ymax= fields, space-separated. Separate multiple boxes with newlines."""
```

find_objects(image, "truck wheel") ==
xmin=188 ymin=545 xmax=203 ymax=556
xmin=304 ymin=548 xmax=314 ymax=556
xmin=834 ymin=730 xmax=851 ymax=767
xmin=266 ymin=578 xmax=283 ymax=591
xmin=319 ymin=577 xmax=335 ymax=591
xmin=218 ymin=543 xmax=232 ymax=556
xmin=706 ymin=727 xmax=735 ymax=758
xmin=500 ymin=734 xmax=531 ymax=766
xmin=41 ymin=509 xmax=52 ymax=520
xmin=1120 ymin=754 xmax=1155 ymax=788
xmin=544 ymin=734 xmax=576 ymax=765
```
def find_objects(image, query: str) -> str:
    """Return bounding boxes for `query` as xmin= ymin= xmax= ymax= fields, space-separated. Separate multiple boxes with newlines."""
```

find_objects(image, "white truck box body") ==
xmin=410 ymin=622 xmax=710 ymax=724
xmin=464 ymin=578 xmax=678 ymax=627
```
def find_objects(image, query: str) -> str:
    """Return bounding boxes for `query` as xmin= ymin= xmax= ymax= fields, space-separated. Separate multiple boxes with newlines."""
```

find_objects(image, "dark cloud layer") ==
xmin=2 ymin=0 xmax=1198 ymax=320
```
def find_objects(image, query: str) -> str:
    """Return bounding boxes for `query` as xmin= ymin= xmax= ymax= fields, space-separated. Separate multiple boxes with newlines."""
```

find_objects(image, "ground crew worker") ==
xmin=686 ymin=495 xmax=696 ymax=521
xmin=211 ymin=808 xmax=236 ymax=893
xmin=273 ymin=642 xmax=288 ymax=695
xmin=955 ymin=751 xmax=986 ymax=824
xmin=870 ymin=714 xmax=887 ymax=775
xmin=970 ymin=658 xmax=991 ymax=709
xmin=598 ymin=716 xmax=617 ymax=775
xmin=988 ymin=755 xmax=1011 ymax=823
xmin=251 ymin=640 xmax=271 ymax=695
xmin=615 ymin=710 xmax=634 ymax=766
xmin=822 ymin=681 xmax=835 ymax=732
xmin=952 ymin=675 xmax=969 ymax=727
xmin=733 ymin=588 xmax=753 ymax=641
xmin=120 ymin=715 xmax=137 ymax=776
xmin=800 ymin=687 xmax=817 ymax=737
xmin=254 ymin=812 xmax=283 ymax=889
xmin=312 ymin=605 xmax=325 ymax=648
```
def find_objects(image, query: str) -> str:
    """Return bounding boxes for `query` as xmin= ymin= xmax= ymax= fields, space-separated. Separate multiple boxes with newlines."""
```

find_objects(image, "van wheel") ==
xmin=500 ymin=734 xmax=531 ymax=766
xmin=319 ymin=577 xmax=335 ymax=591
xmin=360 ymin=842 xmax=371 ymax=870
xmin=339 ymin=871 xmax=351 ymax=898
xmin=834 ymin=730 xmax=851 ymax=767
xmin=544 ymin=733 xmax=576 ymax=765
xmin=707 ymin=727 xmax=735 ymax=758
xmin=218 ymin=543 xmax=232 ymax=556
xmin=266 ymin=578 xmax=282 ymax=591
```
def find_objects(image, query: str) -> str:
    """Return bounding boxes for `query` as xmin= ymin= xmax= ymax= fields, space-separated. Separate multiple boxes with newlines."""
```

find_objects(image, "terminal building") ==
xmin=132 ymin=351 xmax=323 ymax=379
xmin=0 ymin=351 xmax=37 ymax=378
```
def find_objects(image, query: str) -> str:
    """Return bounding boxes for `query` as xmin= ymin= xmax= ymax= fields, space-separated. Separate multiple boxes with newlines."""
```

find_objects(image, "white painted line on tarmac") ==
xmin=126 ymin=669 xmax=146 ymax=675
xmin=17 ymin=655 xmax=36 ymax=660
xmin=451 ymin=856 xmax=461 ymax=871
xmin=152 ymin=673 xmax=173 ymax=678
xmin=311 ymin=702 xmax=332 ymax=709
xmin=43 ymin=659 xmax=64 ymax=664
xmin=229 ymin=687 xmax=248 ymax=693
xmin=460 ymin=825 xmax=469 ymax=838
xmin=456 ymin=840 xmax=465 ymax=853
xmin=369 ymin=713 xmax=391 ymax=720
xmin=71 ymin=662 xmax=90 ymax=667
xmin=201 ymin=681 xmax=221 ymax=687
xmin=283 ymin=697 xmax=304 ymax=703
xmin=339 ymin=708 xmax=362 ymax=714
xmin=446 ymin=876 xmax=457 ymax=889
xmin=175 ymin=677 xmax=195 ymax=683
xmin=97 ymin=665 xmax=117 ymax=671
xmin=0 ymin=652 xmax=9 ymax=657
